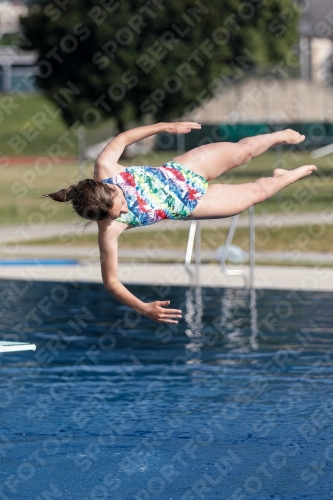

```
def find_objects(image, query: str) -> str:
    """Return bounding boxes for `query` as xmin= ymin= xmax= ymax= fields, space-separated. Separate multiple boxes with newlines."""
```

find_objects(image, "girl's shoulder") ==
xmin=110 ymin=164 xmax=129 ymax=176
xmin=95 ymin=163 xmax=128 ymax=182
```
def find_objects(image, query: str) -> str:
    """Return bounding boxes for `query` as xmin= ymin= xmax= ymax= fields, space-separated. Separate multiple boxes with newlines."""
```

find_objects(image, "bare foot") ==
xmin=273 ymin=165 xmax=317 ymax=182
xmin=280 ymin=129 xmax=305 ymax=145
xmin=293 ymin=164 xmax=317 ymax=179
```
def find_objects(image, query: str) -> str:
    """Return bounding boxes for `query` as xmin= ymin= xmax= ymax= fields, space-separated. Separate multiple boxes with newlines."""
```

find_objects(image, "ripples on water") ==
xmin=1 ymin=280 xmax=333 ymax=499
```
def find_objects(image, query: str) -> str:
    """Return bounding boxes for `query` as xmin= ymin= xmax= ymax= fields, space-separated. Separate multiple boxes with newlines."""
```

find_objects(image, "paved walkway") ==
xmin=0 ymin=263 xmax=332 ymax=291
xmin=1 ymin=211 xmax=333 ymax=246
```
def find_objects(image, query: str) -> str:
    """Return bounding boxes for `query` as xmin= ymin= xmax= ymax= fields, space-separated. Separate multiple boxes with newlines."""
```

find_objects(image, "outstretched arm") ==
xmin=94 ymin=121 xmax=201 ymax=180
xmin=98 ymin=220 xmax=182 ymax=323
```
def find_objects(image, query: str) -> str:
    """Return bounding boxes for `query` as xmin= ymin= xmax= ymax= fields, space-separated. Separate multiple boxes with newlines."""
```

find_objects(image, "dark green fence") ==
xmin=156 ymin=123 xmax=333 ymax=151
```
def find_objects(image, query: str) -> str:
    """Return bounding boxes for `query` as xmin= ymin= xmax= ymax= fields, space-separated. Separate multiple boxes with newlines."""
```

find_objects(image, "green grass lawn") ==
xmin=1 ymin=149 xmax=333 ymax=225
xmin=0 ymin=162 xmax=87 ymax=224
xmin=1 ymin=91 xmax=333 ymax=226
xmin=0 ymin=93 xmax=116 ymax=156
xmin=1 ymin=93 xmax=72 ymax=156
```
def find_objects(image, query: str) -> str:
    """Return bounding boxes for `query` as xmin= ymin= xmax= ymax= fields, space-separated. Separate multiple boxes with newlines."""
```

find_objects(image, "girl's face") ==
xmin=108 ymin=186 xmax=128 ymax=219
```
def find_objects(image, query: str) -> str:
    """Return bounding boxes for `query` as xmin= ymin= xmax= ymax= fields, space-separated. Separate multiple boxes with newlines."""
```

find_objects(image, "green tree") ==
xmin=20 ymin=0 xmax=299 ymax=132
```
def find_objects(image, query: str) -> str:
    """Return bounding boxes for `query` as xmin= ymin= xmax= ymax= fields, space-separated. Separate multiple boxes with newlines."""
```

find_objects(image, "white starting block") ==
xmin=0 ymin=341 xmax=36 ymax=353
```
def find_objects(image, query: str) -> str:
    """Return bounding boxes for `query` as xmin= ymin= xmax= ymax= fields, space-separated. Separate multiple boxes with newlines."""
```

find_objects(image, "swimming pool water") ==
xmin=1 ymin=280 xmax=333 ymax=499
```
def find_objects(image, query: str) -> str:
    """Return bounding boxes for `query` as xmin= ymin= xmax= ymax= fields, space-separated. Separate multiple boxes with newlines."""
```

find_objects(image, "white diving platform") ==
xmin=0 ymin=341 xmax=36 ymax=353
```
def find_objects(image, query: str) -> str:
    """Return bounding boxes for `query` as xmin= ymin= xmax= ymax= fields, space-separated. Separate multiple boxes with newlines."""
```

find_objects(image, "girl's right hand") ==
xmin=141 ymin=301 xmax=182 ymax=324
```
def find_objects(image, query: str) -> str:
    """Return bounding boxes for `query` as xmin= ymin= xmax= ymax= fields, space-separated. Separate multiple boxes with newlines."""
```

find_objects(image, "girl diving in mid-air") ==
xmin=43 ymin=122 xmax=316 ymax=324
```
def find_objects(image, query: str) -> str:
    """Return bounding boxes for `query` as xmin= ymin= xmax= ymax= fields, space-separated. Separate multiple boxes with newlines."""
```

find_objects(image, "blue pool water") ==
xmin=1 ymin=279 xmax=333 ymax=500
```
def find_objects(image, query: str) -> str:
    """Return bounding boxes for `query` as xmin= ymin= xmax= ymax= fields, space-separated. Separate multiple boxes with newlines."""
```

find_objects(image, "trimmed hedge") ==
xmin=156 ymin=123 xmax=333 ymax=151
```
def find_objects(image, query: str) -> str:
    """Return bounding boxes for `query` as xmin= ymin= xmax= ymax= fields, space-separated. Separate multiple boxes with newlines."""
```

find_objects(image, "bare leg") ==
xmin=185 ymin=165 xmax=317 ymax=220
xmin=172 ymin=129 xmax=305 ymax=181
xmin=239 ymin=129 xmax=305 ymax=158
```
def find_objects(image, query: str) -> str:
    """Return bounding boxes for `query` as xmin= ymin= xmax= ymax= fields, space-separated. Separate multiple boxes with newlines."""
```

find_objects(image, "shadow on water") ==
xmin=1 ymin=279 xmax=333 ymax=499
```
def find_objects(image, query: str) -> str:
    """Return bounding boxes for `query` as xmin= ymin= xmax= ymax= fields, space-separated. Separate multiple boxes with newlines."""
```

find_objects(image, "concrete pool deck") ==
xmin=0 ymin=262 xmax=332 ymax=292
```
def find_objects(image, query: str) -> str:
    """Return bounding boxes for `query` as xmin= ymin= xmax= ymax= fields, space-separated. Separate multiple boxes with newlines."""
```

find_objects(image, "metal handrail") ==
xmin=184 ymin=207 xmax=255 ymax=288
xmin=220 ymin=207 xmax=255 ymax=288
xmin=184 ymin=220 xmax=200 ymax=286
xmin=249 ymin=206 xmax=255 ymax=288
xmin=219 ymin=214 xmax=248 ymax=287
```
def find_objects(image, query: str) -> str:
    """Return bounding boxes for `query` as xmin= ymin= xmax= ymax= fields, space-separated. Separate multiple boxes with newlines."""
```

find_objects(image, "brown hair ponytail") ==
xmin=42 ymin=179 xmax=117 ymax=221
xmin=41 ymin=185 xmax=76 ymax=203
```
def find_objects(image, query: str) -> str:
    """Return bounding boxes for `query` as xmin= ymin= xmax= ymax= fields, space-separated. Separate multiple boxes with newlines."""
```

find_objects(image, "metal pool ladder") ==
xmin=184 ymin=206 xmax=255 ymax=288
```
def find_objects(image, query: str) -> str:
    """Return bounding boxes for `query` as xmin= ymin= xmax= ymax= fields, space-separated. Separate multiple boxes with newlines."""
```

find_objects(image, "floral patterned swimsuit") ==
xmin=101 ymin=160 xmax=208 ymax=227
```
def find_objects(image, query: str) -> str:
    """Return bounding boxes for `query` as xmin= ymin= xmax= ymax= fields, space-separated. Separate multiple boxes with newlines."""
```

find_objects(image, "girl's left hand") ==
xmin=164 ymin=122 xmax=201 ymax=134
